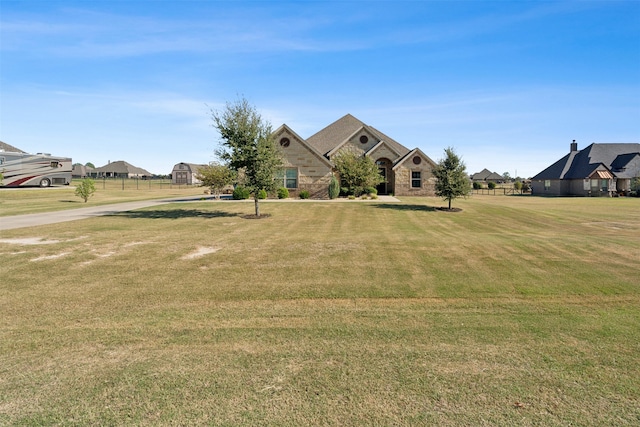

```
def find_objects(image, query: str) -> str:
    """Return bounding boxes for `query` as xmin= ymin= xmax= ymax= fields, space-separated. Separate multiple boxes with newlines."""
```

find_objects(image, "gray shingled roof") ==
xmin=94 ymin=160 xmax=151 ymax=176
xmin=0 ymin=141 xmax=26 ymax=153
xmin=532 ymin=143 xmax=640 ymax=180
xmin=306 ymin=114 xmax=410 ymax=158
xmin=471 ymin=168 xmax=502 ymax=180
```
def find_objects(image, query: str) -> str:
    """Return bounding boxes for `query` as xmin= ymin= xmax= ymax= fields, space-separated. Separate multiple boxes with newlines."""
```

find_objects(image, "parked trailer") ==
xmin=0 ymin=151 xmax=72 ymax=187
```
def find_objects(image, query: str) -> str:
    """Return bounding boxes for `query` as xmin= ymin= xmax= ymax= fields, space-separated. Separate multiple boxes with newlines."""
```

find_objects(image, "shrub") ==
xmin=473 ymin=182 xmax=483 ymax=190
xmin=371 ymin=194 xmax=378 ymax=200
xmin=487 ymin=181 xmax=497 ymax=189
xmin=514 ymin=181 xmax=523 ymax=191
xmin=232 ymin=186 xmax=250 ymax=200
xmin=365 ymin=187 xmax=377 ymax=196
xmin=257 ymin=189 xmax=267 ymax=199
xmin=348 ymin=195 xmax=356 ymax=200
xmin=328 ymin=175 xmax=340 ymax=199
xmin=299 ymin=190 xmax=310 ymax=199
xmin=277 ymin=187 xmax=289 ymax=199
xmin=74 ymin=178 xmax=96 ymax=203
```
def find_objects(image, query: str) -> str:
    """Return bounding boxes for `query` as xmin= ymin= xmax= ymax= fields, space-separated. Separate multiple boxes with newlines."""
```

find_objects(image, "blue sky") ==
xmin=1 ymin=1 xmax=639 ymax=178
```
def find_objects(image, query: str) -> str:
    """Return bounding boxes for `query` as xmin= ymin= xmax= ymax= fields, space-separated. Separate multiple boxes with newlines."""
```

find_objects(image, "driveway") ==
xmin=0 ymin=195 xmax=399 ymax=230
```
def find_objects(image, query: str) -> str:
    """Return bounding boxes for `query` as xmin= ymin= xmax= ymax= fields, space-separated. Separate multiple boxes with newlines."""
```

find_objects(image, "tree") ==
xmin=85 ymin=162 xmax=95 ymax=169
xmin=195 ymin=162 xmax=235 ymax=198
xmin=211 ymin=97 xmax=283 ymax=217
xmin=74 ymin=178 xmax=96 ymax=203
xmin=502 ymin=172 xmax=511 ymax=182
xmin=433 ymin=147 xmax=471 ymax=210
xmin=333 ymin=149 xmax=384 ymax=196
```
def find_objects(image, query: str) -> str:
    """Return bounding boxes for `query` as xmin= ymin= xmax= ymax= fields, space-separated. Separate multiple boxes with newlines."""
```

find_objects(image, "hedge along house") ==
xmin=531 ymin=141 xmax=640 ymax=196
xmin=171 ymin=162 xmax=207 ymax=185
xmin=272 ymin=114 xmax=437 ymax=198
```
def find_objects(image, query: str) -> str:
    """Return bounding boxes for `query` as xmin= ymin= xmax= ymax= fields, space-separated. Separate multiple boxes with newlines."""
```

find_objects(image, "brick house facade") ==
xmin=273 ymin=114 xmax=437 ymax=198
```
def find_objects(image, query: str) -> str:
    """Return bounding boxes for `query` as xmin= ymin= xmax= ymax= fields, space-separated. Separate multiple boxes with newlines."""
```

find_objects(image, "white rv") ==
xmin=0 ymin=151 xmax=72 ymax=187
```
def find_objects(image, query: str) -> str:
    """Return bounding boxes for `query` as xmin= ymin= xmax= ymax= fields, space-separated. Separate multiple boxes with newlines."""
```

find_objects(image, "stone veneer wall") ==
xmin=280 ymin=133 xmax=333 ymax=199
xmin=394 ymin=166 xmax=437 ymax=196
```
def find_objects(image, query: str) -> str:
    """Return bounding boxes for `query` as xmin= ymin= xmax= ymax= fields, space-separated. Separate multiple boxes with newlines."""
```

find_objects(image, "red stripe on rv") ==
xmin=7 ymin=176 xmax=37 ymax=186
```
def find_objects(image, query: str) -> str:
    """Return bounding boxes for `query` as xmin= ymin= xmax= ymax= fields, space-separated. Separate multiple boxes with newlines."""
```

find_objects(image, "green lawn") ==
xmin=1 ymin=195 xmax=639 ymax=425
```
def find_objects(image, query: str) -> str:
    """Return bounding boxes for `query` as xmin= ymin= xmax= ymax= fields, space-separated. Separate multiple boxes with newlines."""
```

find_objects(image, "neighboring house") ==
xmin=91 ymin=160 xmax=152 ymax=179
xmin=273 ymin=114 xmax=437 ymax=198
xmin=0 ymin=141 xmax=26 ymax=153
xmin=171 ymin=162 xmax=207 ymax=185
xmin=72 ymin=164 xmax=94 ymax=178
xmin=471 ymin=168 xmax=503 ymax=183
xmin=531 ymin=141 xmax=640 ymax=196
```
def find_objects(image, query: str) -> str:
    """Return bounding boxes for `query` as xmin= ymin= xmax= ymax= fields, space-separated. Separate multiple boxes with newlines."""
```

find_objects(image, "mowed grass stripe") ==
xmin=1 ymin=196 xmax=639 ymax=425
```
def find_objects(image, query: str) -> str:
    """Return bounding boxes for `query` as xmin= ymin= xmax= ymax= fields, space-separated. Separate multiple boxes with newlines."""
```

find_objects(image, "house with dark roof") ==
xmin=531 ymin=141 xmax=640 ymax=196
xmin=0 ymin=141 xmax=26 ymax=153
xmin=471 ymin=168 xmax=503 ymax=183
xmin=272 ymin=114 xmax=437 ymax=198
xmin=91 ymin=160 xmax=151 ymax=179
xmin=171 ymin=162 xmax=207 ymax=185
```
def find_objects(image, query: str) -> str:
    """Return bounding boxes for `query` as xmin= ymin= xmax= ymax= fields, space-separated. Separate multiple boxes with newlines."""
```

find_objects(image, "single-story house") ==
xmin=471 ymin=168 xmax=503 ymax=183
xmin=273 ymin=114 xmax=437 ymax=198
xmin=171 ymin=162 xmax=207 ymax=185
xmin=90 ymin=161 xmax=151 ymax=179
xmin=531 ymin=141 xmax=640 ymax=196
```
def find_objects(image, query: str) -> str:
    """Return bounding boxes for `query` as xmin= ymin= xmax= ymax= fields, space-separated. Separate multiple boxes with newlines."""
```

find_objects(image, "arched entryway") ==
xmin=376 ymin=158 xmax=393 ymax=195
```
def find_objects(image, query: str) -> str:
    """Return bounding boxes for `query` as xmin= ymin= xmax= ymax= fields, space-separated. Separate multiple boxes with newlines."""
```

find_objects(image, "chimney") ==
xmin=570 ymin=140 xmax=578 ymax=152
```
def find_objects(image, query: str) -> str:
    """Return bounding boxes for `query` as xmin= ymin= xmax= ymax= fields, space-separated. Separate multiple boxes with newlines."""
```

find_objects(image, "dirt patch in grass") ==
xmin=241 ymin=213 xmax=272 ymax=219
xmin=0 ymin=237 xmax=61 ymax=245
xmin=30 ymin=252 xmax=71 ymax=262
xmin=436 ymin=207 xmax=463 ymax=212
xmin=181 ymin=246 xmax=220 ymax=260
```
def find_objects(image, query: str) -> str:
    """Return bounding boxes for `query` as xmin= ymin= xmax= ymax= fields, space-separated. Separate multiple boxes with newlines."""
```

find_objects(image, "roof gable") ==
xmin=306 ymin=114 xmax=410 ymax=158
xmin=366 ymin=139 xmax=402 ymax=160
xmin=273 ymin=124 xmax=333 ymax=167
xmin=392 ymin=148 xmax=437 ymax=171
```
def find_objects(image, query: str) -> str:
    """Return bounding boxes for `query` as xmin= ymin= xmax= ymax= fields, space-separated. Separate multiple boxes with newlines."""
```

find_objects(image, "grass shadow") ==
xmin=107 ymin=209 xmax=239 ymax=220
xmin=374 ymin=204 xmax=437 ymax=212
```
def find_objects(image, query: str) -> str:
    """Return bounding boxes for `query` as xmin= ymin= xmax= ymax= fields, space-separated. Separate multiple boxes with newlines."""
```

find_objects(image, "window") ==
xmin=0 ymin=157 xmax=5 ymax=165
xmin=277 ymin=168 xmax=298 ymax=189
xmin=544 ymin=180 xmax=551 ymax=190
xmin=360 ymin=135 xmax=368 ymax=144
xmin=50 ymin=161 xmax=59 ymax=168
xmin=411 ymin=171 xmax=421 ymax=188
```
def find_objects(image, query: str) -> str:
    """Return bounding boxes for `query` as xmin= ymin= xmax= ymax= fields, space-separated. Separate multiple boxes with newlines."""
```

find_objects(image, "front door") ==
xmin=376 ymin=159 xmax=390 ymax=195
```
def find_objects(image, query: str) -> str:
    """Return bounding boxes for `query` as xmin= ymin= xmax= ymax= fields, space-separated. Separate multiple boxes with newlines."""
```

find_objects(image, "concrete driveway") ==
xmin=0 ymin=195 xmax=399 ymax=231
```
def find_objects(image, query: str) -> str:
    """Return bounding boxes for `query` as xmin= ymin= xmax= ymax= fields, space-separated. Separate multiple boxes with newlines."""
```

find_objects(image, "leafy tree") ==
xmin=85 ymin=162 xmax=95 ymax=168
xmin=211 ymin=97 xmax=283 ymax=216
xmin=433 ymin=147 xmax=471 ymax=210
xmin=74 ymin=178 xmax=96 ymax=203
xmin=195 ymin=162 xmax=235 ymax=198
xmin=502 ymin=172 xmax=511 ymax=182
xmin=487 ymin=181 xmax=497 ymax=190
xmin=514 ymin=180 xmax=523 ymax=191
xmin=333 ymin=149 xmax=384 ymax=196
